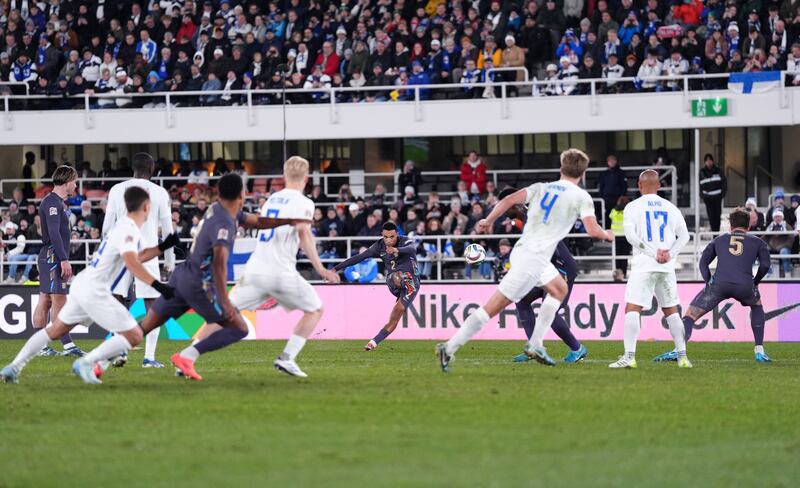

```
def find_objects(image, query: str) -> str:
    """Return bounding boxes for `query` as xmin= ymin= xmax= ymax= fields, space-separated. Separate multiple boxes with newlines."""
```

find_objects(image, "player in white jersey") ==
xmin=609 ymin=170 xmax=691 ymax=369
xmin=102 ymin=153 xmax=175 ymax=368
xmin=1 ymin=187 xmax=180 ymax=385
xmin=436 ymin=149 xmax=613 ymax=371
xmin=196 ymin=156 xmax=339 ymax=378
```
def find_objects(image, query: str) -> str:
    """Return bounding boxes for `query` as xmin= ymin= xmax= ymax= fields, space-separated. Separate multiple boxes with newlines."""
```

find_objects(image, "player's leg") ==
xmin=737 ymin=286 xmax=770 ymax=362
xmin=610 ymin=271 xmax=658 ymax=368
xmin=31 ymin=293 xmax=60 ymax=357
xmin=366 ymin=272 xmax=419 ymax=351
xmin=654 ymin=272 xmax=691 ymax=368
xmin=1 ymin=319 xmax=75 ymax=383
xmin=141 ymin=298 xmax=164 ymax=367
xmin=654 ymin=283 xmax=718 ymax=361
xmin=525 ymin=268 xmax=568 ymax=359
xmin=51 ymin=294 xmax=83 ymax=356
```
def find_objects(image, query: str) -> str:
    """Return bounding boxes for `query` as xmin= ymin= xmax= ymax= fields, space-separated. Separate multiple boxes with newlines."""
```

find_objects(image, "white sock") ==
xmin=144 ymin=328 xmax=159 ymax=361
xmin=282 ymin=335 xmax=307 ymax=361
xmin=62 ymin=341 xmax=76 ymax=350
xmin=623 ymin=311 xmax=640 ymax=358
xmin=666 ymin=313 xmax=686 ymax=355
xmin=180 ymin=346 xmax=200 ymax=362
xmin=83 ymin=335 xmax=132 ymax=364
xmin=9 ymin=329 xmax=52 ymax=373
xmin=755 ymin=345 xmax=764 ymax=354
xmin=446 ymin=307 xmax=490 ymax=356
xmin=529 ymin=295 xmax=561 ymax=349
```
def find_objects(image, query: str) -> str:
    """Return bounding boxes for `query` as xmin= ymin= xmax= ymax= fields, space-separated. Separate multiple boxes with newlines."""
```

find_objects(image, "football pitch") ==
xmin=1 ymin=340 xmax=798 ymax=487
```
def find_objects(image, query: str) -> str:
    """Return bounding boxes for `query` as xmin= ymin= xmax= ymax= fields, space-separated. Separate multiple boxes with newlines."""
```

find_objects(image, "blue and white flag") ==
xmin=728 ymin=71 xmax=781 ymax=94
xmin=227 ymin=238 xmax=257 ymax=281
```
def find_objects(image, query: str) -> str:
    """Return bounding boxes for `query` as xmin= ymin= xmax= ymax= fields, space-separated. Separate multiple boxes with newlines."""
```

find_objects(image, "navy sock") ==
xmin=682 ymin=316 xmax=695 ymax=342
xmin=60 ymin=333 xmax=74 ymax=346
xmin=194 ymin=327 xmax=248 ymax=355
xmin=515 ymin=302 xmax=535 ymax=340
xmin=551 ymin=315 xmax=581 ymax=351
xmin=372 ymin=329 xmax=391 ymax=345
xmin=750 ymin=306 xmax=765 ymax=346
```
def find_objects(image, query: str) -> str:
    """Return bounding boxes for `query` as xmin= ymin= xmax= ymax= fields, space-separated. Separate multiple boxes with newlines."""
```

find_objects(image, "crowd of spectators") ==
xmin=1 ymin=152 xmax=799 ymax=283
xmin=1 ymin=0 xmax=800 ymax=108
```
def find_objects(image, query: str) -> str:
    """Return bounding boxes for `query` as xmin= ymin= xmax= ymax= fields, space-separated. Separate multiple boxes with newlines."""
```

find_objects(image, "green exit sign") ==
xmin=692 ymin=98 xmax=728 ymax=117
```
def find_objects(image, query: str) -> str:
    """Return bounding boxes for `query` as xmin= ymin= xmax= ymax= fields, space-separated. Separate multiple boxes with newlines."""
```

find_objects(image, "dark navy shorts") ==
xmin=690 ymin=281 xmax=761 ymax=311
xmin=151 ymin=267 xmax=228 ymax=324
xmin=38 ymin=247 xmax=67 ymax=295
xmin=387 ymin=272 xmax=420 ymax=308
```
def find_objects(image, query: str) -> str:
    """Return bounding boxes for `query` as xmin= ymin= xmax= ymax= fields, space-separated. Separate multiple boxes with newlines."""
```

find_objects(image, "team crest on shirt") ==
xmin=125 ymin=235 xmax=134 ymax=243
xmin=217 ymin=228 xmax=229 ymax=240
xmin=49 ymin=207 xmax=58 ymax=216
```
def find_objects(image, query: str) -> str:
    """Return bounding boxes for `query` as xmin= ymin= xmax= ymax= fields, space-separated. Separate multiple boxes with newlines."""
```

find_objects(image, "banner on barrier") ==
xmin=2 ymin=284 xmax=799 ymax=342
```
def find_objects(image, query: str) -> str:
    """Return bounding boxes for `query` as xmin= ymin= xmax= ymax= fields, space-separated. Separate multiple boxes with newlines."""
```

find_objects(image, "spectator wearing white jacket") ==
xmin=787 ymin=43 xmax=800 ymax=86
xmin=78 ymin=48 xmax=102 ymax=85
xmin=3 ymin=222 xmax=34 ymax=283
xmin=637 ymin=50 xmax=662 ymax=91
xmin=603 ymin=53 xmax=624 ymax=93
xmin=662 ymin=49 xmax=688 ymax=91
xmin=557 ymin=56 xmax=579 ymax=95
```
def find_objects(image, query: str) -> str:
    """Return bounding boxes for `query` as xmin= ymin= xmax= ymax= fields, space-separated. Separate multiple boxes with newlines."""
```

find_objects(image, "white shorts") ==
xmin=58 ymin=276 xmax=138 ymax=333
xmin=497 ymin=249 xmax=551 ymax=303
xmin=624 ymin=270 xmax=680 ymax=308
xmin=110 ymin=260 xmax=161 ymax=299
xmin=229 ymin=271 xmax=322 ymax=313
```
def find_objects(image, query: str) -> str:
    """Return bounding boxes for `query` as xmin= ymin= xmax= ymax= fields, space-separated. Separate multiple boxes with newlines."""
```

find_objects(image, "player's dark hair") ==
xmin=382 ymin=221 xmax=398 ymax=232
xmin=124 ymin=186 xmax=150 ymax=212
xmin=498 ymin=186 xmax=518 ymax=200
xmin=52 ymin=165 xmax=77 ymax=186
xmin=132 ymin=152 xmax=155 ymax=177
xmin=218 ymin=173 xmax=244 ymax=200
xmin=729 ymin=207 xmax=750 ymax=229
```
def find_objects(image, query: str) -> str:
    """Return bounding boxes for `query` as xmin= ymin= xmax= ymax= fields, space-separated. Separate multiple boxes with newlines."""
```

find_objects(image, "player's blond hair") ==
xmin=559 ymin=149 xmax=590 ymax=178
xmin=284 ymin=156 xmax=310 ymax=182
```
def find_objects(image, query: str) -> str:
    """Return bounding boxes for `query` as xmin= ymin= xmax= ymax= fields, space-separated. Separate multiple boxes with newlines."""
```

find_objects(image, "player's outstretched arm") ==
xmin=698 ymin=242 xmax=716 ymax=283
xmin=242 ymin=213 xmax=312 ymax=230
xmin=122 ymin=251 xmax=174 ymax=298
xmin=332 ymin=245 xmax=377 ymax=272
xmin=476 ymin=189 xmax=527 ymax=232
xmin=137 ymin=233 xmax=181 ymax=263
xmin=297 ymin=223 xmax=340 ymax=283
xmin=582 ymin=215 xmax=614 ymax=242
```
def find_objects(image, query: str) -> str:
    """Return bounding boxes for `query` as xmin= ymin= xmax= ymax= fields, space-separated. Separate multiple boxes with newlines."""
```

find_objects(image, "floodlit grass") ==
xmin=1 ymin=340 xmax=798 ymax=487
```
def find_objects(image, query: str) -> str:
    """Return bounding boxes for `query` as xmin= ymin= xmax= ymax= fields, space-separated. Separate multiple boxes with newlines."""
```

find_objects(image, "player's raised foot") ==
xmin=62 ymin=345 xmax=85 ymax=357
xmin=755 ymin=351 xmax=772 ymax=363
xmin=563 ymin=345 xmax=588 ymax=364
xmin=72 ymin=360 xmax=102 ymax=385
xmin=435 ymin=343 xmax=453 ymax=372
xmin=111 ymin=352 xmax=128 ymax=368
xmin=609 ymin=356 xmax=637 ymax=369
xmin=523 ymin=343 xmax=556 ymax=366
xmin=38 ymin=346 xmax=60 ymax=357
xmin=653 ymin=350 xmax=678 ymax=362
xmin=1 ymin=365 xmax=19 ymax=384
xmin=364 ymin=340 xmax=377 ymax=351
xmin=678 ymin=356 xmax=693 ymax=368
xmin=142 ymin=359 xmax=164 ymax=368
xmin=274 ymin=355 xmax=308 ymax=378
xmin=511 ymin=352 xmax=530 ymax=363
xmin=170 ymin=353 xmax=202 ymax=381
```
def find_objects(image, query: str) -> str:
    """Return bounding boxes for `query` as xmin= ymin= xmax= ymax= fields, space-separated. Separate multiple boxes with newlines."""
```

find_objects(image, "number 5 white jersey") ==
xmin=623 ymin=194 xmax=688 ymax=273
xmin=518 ymin=180 xmax=596 ymax=257
xmin=246 ymin=188 xmax=314 ymax=274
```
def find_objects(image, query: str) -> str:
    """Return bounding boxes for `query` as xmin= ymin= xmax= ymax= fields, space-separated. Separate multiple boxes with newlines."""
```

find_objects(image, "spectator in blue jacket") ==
xmin=598 ymin=154 xmax=628 ymax=227
xmin=409 ymin=60 xmax=431 ymax=100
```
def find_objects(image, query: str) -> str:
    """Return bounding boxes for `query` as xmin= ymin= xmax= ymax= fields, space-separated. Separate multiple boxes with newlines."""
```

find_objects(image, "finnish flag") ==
xmin=728 ymin=71 xmax=781 ymax=94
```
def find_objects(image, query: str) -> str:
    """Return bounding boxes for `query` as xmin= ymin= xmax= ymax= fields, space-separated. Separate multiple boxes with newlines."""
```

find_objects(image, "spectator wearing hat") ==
xmin=0 ymin=52 xmax=11 ymax=81
xmin=477 ymin=35 xmax=502 ymax=70
xmin=619 ymin=11 xmax=642 ymax=45
xmin=304 ymin=64 xmax=332 ymax=102
xmin=12 ymin=52 xmax=38 ymax=86
xmin=557 ymin=55 xmax=579 ymax=95
xmin=408 ymin=60 xmax=432 ymax=99
xmin=699 ymin=153 xmax=727 ymax=232
xmin=501 ymin=34 xmax=526 ymax=82
xmin=459 ymin=58 xmax=483 ymax=98
xmin=662 ymin=49 xmax=689 ymax=91
xmin=555 ymin=29 xmax=583 ymax=60
xmin=767 ymin=190 xmax=797 ymax=227
xmin=344 ymin=202 xmax=366 ymax=236
xmin=36 ymin=33 xmax=60 ymax=81
xmin=602 ymin=52 xmax=625 ymax=93
xmin=427 ymin=38 xmax=450 ymax=84
xmin=519 ymin=15 xmax=552 ymax=79
xmin=541 ymin=62 xmax=561 ymax=95
xmin=727 ymin=23 xmax=741 ymax=52
xmin=764 ymin=210 xmax=795 ymax=277
xmin=745 ymin=198 xmax=766 ymax=231
xmin=742 ymin=24 xmax=766 ymax=58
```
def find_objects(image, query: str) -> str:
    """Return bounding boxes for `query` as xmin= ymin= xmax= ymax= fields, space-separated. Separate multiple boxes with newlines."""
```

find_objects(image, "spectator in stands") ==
xmin=21 ymin=152 xmax=37 ymax=200
xmin=598 ymin=155 xmax=628 ymax=226
xmin=764 ymin=210 xmax=795 ymax=277
xmin=745 ymin=198 xmax=766 ymax=231
xmin=10 ymin=188 xmax=28 ymax=210
xmin=443 ymin=197 xmax=469 ymax=235
xmin=700 ymin=153 xmax=726 ymax=232
xmin=766 ymin=189 xmax=796 ymax=227
xmin=493 ymin=238 xmax=512 ymax=283
xmin=3 ymin=221 xmax=34 ymax=283
xmin=345 ymin=202 xmax=365 ymax=236
xmin=187 ymin=162 xmax=209 ymax=186
xmin=460 ymin=151 xmax=487 ymax=196
xmin=398 ymin=160 xmax=423 ymax=196
xmin=610 ymin=196 xmax=631 ymax=276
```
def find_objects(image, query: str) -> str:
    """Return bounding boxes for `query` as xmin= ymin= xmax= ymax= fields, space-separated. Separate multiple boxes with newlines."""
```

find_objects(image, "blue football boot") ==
xmin=563 ymin=345 xmax=588 ymax=363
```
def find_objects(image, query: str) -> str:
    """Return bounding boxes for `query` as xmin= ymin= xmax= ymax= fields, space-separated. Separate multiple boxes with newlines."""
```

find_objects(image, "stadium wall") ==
xmin=1 ymin=284 xmax=798 ymax=342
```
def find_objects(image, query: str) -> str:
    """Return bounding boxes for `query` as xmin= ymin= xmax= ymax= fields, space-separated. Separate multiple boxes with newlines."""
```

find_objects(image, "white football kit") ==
xmin=58 ymin=216 xmax=142 ymax=332
xmin=229 ymin=188 xmax=322 ymax=312
xmin=103 ymin=178 xmax=173 ymax=299
xmin=623 ymin=194 xmax=689 ymax=308
xmin=498 ymin=180 xmax=596 ymax=302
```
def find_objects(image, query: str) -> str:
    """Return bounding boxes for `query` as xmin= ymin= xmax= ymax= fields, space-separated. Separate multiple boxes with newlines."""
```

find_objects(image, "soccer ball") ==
xmin=464 ymin=243 xmax=486 ymax=265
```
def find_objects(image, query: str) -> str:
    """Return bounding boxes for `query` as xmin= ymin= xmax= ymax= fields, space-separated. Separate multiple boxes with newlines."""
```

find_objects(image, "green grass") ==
xmin=1 ymin=340 xmax=799 ymax=487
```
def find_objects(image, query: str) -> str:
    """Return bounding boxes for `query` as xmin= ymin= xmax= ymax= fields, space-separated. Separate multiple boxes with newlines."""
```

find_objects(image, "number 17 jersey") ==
xmin=518 ymin=180 xmax=596 ymax=257
xmin=623 ymin=194 xmax=686 ymax=273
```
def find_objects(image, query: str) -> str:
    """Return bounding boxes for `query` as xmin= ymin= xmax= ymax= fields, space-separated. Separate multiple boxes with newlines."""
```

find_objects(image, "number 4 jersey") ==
xmin=623 ymin=193 xmax=689 ymax=273
xmin=519 ymin=180 xmax=596 ymax=257
xmin=247 ymin=188 xmax=315 ymax=274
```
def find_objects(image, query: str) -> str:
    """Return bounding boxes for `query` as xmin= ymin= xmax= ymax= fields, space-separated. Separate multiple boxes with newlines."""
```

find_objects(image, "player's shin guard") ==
xmin=666 ymin=313 xmax=686 ymax=355
xmin=623 ymin=312 xmax=640 ymax=358
xmin=193 ymin=327 xmax=248 ymax=356
xmin=60 ymin=333 xmax=76 ymax=350
xmin=8 ymin=329 xmax=51 ymax=373
xmin=372 ymin=329 xmax=391 ymax=345
xmin=515 ymin=302 xmax=535 ymax=340
xmin=83 ymin=335 xmax=132 ymax=365
xmin=682 ymin=316 xmax=696 ymax=342
xmin=750 ymin=306 xmax=765 ymax=346
xmin=529 ymin=295 xmax=561 ymax=349
xmin=144 ymin=328 xmax=159 ymax=361
xmin=446 ymin=307 xmax=489 ymax=356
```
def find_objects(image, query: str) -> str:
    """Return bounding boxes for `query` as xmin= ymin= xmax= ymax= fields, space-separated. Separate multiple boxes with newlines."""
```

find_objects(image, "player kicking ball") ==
xmin=332 ymin=221 xmax=420 ymax=351
xmin=195 ymin=157 xmax=340 ymax=378
xmin=609 ymin=170 xmax=691 ymax=369
xmin=652 ymin=208 xmax=772 ymax=363
xmin=436 ymin=149 xmax=612 ymax=372
xmin=1 ymin=187 xmax=179 ymax=384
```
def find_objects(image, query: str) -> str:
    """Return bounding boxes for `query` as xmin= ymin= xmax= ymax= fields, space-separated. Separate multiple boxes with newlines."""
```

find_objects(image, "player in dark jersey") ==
xmin=33 ymin=165 xmax=84 ymax=357
xmin=653 ymin=208 xmax=772 ymax=363
xmin=496 ymin=187 xmax=587 ymax=364
xmin=332 ymin=221 xmax=421 ymax=351
xmin=93 ymin=174 xmax=307 ymax=381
